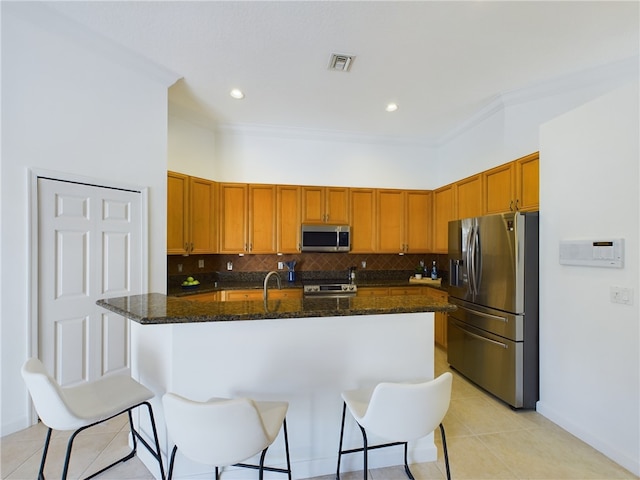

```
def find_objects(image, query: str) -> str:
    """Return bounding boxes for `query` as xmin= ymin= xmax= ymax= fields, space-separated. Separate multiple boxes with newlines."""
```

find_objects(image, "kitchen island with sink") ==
xmin=97 ymin=293 xmax=455 ymax=479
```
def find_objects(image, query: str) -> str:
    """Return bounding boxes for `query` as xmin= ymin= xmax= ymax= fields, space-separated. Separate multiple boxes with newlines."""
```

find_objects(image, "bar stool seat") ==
xmin=21 ymin=357 xmax=165 ymax=480
xmin=163 ymin=393 xmax=292 ymax=480
xmin=336 ymin=372 xmax=453 ymax=480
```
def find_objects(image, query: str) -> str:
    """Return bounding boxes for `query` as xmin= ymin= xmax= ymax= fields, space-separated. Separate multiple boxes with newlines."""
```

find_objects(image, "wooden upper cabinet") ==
xmin=167 ymin=172 xmax=190 ymax=255
xmin=301 ymin=186 xmax=349 ymax=224
xmin=484 ymin=152 xmax=539 ymax=214
xmin=483 ymin=162 xmax=516 ymax=214
xmin=189 ymin=177 xmax=218 ymax=254
xmin=455 ymin=174 xmax=483 ymax=220
xmin=218 ymin=183 xmax=248 ymax=253
xmin=377 ymin=189 xmax=432 ymax=254
xmin=219 ymin=183 xmax=277 ymax=254
xmin=405 ymin=190 xmax=432 ymax=253
xmin=350 ymin=188 xmax=377 ymax=253
xmin=248 ymin=184 xmax=277 ymax=253
xmin=277 ymin=185 xmax=301 ymax=253
xmin=167 ymin=172 xmax=217 ymax=255
xmin=515 ymin=152 xmax=539 ymax=212
xmin=433 ymin=184 xmax=454 ymax=253
xmin=377 ymin=189 xmax=405 ymax=253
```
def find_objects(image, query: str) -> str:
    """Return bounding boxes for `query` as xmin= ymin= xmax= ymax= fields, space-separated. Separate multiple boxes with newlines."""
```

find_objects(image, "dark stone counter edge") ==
xmin=97 ymin=294 xmax=456 ymax=325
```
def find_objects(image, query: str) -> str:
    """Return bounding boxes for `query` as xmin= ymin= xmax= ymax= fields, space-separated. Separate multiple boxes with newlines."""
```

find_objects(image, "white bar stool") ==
xmin=21 ymin=357 xmax=165 ymax=480
xmin=163 ymin=393 xmax=292 ymax=480
xmin=336 ymin=372 xmax=453 ymax=480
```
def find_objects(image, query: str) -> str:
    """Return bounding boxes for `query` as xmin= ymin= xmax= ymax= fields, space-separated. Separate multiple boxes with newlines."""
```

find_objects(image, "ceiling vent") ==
xmin=328 ymin=54 xmax=355 ymax=72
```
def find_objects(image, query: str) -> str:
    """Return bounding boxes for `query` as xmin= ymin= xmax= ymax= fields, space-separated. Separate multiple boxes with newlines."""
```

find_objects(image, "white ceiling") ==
xmin=46 ymin=1 xmax=639 ymax=142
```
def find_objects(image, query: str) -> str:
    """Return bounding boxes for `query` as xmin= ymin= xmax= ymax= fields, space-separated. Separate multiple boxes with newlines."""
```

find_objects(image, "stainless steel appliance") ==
xmin=303 ymin=281 xmax=357 ymax=298
xmin=447 ymin=211 xmax=539 ymax=408
xmin=301 ymin=224 xmax=350 ymax=252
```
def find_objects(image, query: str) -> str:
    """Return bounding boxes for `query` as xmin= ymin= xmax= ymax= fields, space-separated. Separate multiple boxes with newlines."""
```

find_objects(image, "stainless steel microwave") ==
xmin=301 ymin=224 xmax=350 ymax=252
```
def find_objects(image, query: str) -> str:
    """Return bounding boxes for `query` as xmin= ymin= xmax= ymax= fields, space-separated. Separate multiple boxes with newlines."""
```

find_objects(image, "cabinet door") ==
xmin=326 ymin=187 xmax=350 ymax=224
xmin=301 ymin=186 xmax=324 ymax=223
xmin=389 ymin=287 xmax=422 ymax=296
xmin=248 ymin=184 xmax=276 ymax=253
xmin=515 ymin=152 xmax=539 ymax=211
xmin=456 ymin=174 xmax=483 ymax=220
xmin=405 ymin=190 xmax=432 ymax=253
xmin=350 ymin=188 xmax=376 ymax=253
xmin=268 ymin=289 xmax=302 ymax=299
xmin=167 ymin=172 xmax=190 ymax=254
xmin=433 ymin=185 xmax=454 ymax=253
xmin=484 ymin=163 xmax=515 ymax=214
xmin=277 ymin=185 xmax=301 ymax=253
xmin=223 ymin=289 xmax=263 ymax=302
xmin=425 ymin=287 xmax=448 ymax=348
xmin=219 ymin=183 xmax=248 ymax=253
xmin=357 ymin=287 xmax=389 ymax=297
xmin=189 ymin=177 xmax=217 ymax=254
xmin=377 ymin=189 xmax=405 ymax=253
xmin=187 ymin=292 xmax=220 ymax=302
xmin=301 ymin=186 xmax=349 ymax=223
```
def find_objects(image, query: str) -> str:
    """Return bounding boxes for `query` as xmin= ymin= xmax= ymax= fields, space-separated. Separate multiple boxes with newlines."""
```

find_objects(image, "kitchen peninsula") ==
xmin=98 ymin=293 xmax=455 ymax=479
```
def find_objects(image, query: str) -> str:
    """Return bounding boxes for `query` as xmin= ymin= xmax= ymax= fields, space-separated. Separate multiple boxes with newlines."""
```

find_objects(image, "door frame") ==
xmin=27 ymin=168 xmax=149 ymax=424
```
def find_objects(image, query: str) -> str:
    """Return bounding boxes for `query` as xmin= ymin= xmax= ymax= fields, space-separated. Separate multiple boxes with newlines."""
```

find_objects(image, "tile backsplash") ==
xmin=168 ymin=252 xmax=447 ymax=278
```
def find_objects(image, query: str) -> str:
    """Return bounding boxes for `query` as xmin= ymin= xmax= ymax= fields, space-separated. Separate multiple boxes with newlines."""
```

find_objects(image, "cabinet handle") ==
xmin=509 ymin=200 xmax=514 ymax=212
xmin=515 ymin=199 xmax=520 ymax=211
xmin=249 ymin=243 xmax=253 ymax=252
xmin=184 ymin=242 xmax=189 ymax=252
xmin=190 ymin=242 xmax=194 ymax=252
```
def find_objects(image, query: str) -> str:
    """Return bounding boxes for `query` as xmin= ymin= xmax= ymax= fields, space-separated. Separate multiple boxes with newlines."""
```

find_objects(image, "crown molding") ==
xmin=436 ymin=56 xmax=639 ymax=146
xmin=5 ymin=2 xmax=181 ymax=88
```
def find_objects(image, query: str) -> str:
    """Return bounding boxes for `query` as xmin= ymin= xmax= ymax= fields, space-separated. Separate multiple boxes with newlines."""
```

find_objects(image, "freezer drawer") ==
xmin=449 ymin=297 xmax=523 ymax=341
xmin=448 ymin=317 xmax=524 ymax=408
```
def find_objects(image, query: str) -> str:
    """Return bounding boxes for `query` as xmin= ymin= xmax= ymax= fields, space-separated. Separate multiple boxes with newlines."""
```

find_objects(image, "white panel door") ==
xmin=38 ymin=178 xmax=142 ymax=386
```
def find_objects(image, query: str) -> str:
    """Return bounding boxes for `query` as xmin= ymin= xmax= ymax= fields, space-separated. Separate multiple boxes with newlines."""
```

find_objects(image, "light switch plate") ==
xmin=610 ymin=286 xmax=633 ymax=305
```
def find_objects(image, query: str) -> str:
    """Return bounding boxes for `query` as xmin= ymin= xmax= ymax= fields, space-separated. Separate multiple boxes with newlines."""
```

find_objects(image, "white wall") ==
xmin=1 ymin=4 xmax=177 ymax=435
xmin=436 ymin=58 xmax=638 ymax=186
xmin=537 ymin=82 xmax=639 ymax=475
xmin=211 ymin=124 xmax=439 ymax=189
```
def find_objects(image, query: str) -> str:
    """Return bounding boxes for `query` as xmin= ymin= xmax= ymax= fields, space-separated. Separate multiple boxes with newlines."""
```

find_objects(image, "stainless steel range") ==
xmin=303 ymin=281 xmax=357 ymax=298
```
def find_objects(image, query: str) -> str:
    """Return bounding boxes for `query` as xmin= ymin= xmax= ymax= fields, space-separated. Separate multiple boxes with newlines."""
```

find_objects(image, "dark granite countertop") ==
xmin=97 ymin=292 xmax=456 ymax=325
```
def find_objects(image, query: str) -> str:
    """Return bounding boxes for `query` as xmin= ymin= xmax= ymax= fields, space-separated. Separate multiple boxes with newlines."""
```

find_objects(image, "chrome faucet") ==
xmin=263 ymin=271 xmax=282 ymax=301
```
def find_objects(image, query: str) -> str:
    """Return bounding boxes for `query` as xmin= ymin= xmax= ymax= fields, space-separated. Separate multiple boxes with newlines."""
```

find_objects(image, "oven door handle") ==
xmin=453 ymin=320 xmax=508 ymax=349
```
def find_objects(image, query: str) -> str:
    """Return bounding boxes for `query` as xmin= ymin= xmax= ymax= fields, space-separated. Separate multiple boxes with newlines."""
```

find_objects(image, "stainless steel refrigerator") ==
xmin=447 ymin=211 xmax=539 ymax=408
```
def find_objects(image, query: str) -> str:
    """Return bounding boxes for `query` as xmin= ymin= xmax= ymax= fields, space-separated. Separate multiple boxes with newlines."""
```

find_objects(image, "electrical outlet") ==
xmin=198 ymin=259 xmax=204 ymax=268
xmin=610 ymin=286 xmax=633 ymax=305
xmin=227 ymin=261 xmax=233 ymax=271
xmin=361 ymin=261 xmax=366 ymax=268
xmin=278 ymin=261 xmax=284 ymax=270
xmin=177 ymin=264 xmax=183 ymax=273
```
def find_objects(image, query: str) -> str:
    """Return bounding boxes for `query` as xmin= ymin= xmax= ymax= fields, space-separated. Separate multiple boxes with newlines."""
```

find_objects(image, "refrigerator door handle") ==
xmin=469 ymin=223 xmax=479 ymax=295
xmin=462 ymin=327 xmax=509 ymax=348
xmin=465 ymin=224 xmax=474 ymax=296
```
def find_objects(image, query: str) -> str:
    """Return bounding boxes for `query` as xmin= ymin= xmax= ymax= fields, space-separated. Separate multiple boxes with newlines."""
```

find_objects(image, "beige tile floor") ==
xmin=2 ymin=347 xmax=637 ymax=480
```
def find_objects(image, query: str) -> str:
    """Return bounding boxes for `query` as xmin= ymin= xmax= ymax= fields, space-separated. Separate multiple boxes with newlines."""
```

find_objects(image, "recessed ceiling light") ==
xmin=230 ymin=88 xmax=244 ymax=99
xmin=385 ymin=103 xmax=399 ymax=112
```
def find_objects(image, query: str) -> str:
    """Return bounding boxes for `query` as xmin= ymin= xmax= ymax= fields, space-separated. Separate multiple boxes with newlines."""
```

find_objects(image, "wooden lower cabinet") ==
xmin=356 ymin=287 xmax=389 ymax=297
xmin=222 ymin=289 xmax=263 ymax=302
xmin=186 ymin=292 xmax=221 ymax=302
xmin=389 ymin=287 xmax=423 ymax=296
xmin=424 ymin=287 xmax=448 ymax=348
xmin=267 ymin=289 xmax=302 ymax=300
xmin=222 ymin=288 xmax=302 ymax=301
